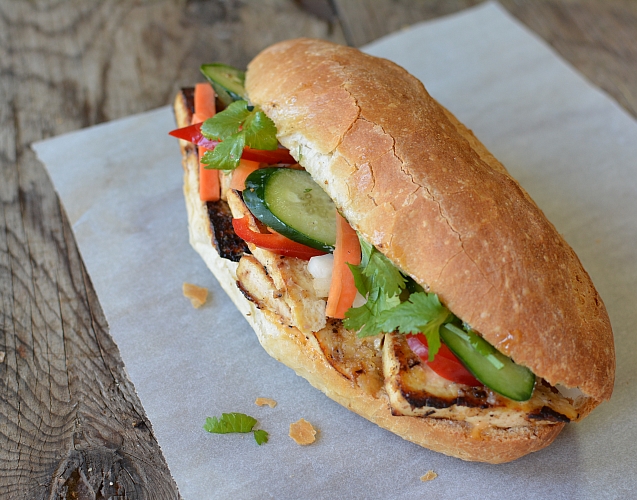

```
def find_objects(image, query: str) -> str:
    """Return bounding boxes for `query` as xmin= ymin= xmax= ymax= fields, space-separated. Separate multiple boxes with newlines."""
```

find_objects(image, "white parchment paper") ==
xmin=33 ymin=3 xmax=637 ymax=498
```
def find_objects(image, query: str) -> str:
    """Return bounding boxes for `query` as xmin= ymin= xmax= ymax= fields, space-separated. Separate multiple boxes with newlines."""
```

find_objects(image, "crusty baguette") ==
xmin=175 ymin=93 xmax=566 ymax=464
xmin=246 ymin=38 xmax=615 ymax=407
xmin=174 ymin=39 xmax=614 ymax=463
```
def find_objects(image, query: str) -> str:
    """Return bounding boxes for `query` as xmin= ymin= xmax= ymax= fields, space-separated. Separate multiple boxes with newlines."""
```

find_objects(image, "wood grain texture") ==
xmin=332 ymin=0 xmax=637 ymax=117
xmin=0 ymin=1 xmax=181 ymax=495
xmin=1 ymin=156 xmax=179 ymax=499
xmin=501 ymin=0 xmax=637 ymax=117
xmin=0 ymin=0 xmax=635 ymax=498
xmin=332 ymin=0 xmax=481 ymax=47
xmin=0 ymin=0 xmax=342 ymax=498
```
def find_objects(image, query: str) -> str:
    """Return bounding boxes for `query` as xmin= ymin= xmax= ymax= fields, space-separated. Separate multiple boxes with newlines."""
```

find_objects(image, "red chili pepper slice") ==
xmin=240 ymin=147 xmax=296 ymax=164
xmin=169 ymin=121 xmax=218 ymax=148
xmin=406 ymin=333 xmax=482 ymax=387
xmin=169 ymin=122 xmax=296 ymax=164
xmin=232 ymin=217 xmax=326 ymax=260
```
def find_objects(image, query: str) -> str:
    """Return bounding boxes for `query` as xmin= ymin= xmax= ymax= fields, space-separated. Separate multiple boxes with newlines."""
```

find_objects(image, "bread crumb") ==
xmin=183 ymin=283 xmax=208 ymax=308
xmin=255 ymin=397 xmax=277 ymax=408
xmin=420 ymin=470 xmax=437 ymax=482
xmin=289 ymin=418 xmax=316 ymax=445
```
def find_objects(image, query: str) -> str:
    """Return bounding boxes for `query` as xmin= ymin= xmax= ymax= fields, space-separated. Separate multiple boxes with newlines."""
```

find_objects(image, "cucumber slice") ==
xmin=440 ymin=324 xmax=535 ymax=401
xmin=200 ymin=63 xmax=247 ymax=108
xmin=243 ymin=168 xmax=336 ymax=252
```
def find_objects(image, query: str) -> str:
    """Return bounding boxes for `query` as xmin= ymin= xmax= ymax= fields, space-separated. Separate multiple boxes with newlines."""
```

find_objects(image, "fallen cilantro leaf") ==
xmin=204 ymin=412 xmax=269 ymax=445
xmin=204 ymin=412 xmax=257 ymax=434
xmin=253 ymin=429 xmax=269 ymax=445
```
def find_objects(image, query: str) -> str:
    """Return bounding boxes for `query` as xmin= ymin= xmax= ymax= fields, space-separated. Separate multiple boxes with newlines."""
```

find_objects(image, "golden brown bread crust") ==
xmin=246 ymin=38 xmax=615 ymax=405
xmin=174 ymin=90 xmax=567 ymax=463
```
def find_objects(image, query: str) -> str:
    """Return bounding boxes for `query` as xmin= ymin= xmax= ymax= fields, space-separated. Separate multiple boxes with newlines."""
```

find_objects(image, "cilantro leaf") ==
xmin=199 ymin=100 xmax=279 ymax=170
xmin=347 ymin=262 xmax=368 ymax=297
xmin=204 ymin=412 xmax=257 ymax=434
xmin=377 ymin=292 xmax=451 ymax=360
xmin=363 ymin=250 xmax=407 ymax=298
xmin=253 ymin=429 xmax=269 ymax=445
xmin=358 ymin=237 xmax=374 ymax=268
xmin=344 ymin=268 xmax=401 ymax=338
xmin=204 ymin=412 xmax=269 ymax=445
xmin=201 ymin=100 xmax=250 ymax=140
xmin=345 ymin=292 xmax=400 ymax=337
xmin=343 ymin=300 xmax=372 ymax=332
xmin=350 ymin=237 xmax=407 ymax=298
xmin=344 ymin=235 xmax=454 ymax=359
xmin=243 ymin=110 xmax=278 ymax=150
xmin=344 ymin=236 xmax=408 ymax=338
xmin=202 ymin=132 xmax=245 ymax=170
xmin=355 ymin=238 xmax=406 ymax=298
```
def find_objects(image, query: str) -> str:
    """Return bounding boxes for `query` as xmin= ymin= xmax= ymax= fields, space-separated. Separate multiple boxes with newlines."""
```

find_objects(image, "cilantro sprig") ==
xmin=344 ymin=238 xmax=405 ymax=337
xmin=200 ymin=100 xmax=278 ymax=170
xmin=344 ymin=235 xmax=453 ymax=360
xmin=378 ymin=293 xmax=452 ymax=361
xmin=204 ymin=412 xmax=269 ymax=445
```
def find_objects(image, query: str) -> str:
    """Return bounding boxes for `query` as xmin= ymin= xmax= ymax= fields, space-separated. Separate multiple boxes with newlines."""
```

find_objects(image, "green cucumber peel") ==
xmin=440 ymin=323 xmax=535 ymax=401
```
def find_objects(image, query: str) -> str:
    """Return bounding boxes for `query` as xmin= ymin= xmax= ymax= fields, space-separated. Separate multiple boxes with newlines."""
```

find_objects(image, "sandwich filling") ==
xmin=172 ymin=83 xmax=581 ymax=432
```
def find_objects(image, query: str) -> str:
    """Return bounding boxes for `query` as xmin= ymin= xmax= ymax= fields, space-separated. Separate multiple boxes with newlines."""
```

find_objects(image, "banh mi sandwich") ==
xmin=169 ymin=38 xmax=615 ymax=463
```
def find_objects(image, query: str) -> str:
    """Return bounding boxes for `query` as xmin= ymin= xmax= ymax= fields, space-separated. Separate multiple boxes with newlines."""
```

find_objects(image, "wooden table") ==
xmin=1 ymin=1 xmax=635 ymax=498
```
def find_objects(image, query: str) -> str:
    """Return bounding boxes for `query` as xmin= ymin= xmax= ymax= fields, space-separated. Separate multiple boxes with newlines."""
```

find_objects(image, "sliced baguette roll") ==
xmin=175 ymin=92 xmax=566 ymax=464
xmin=175 ymin=38 xmax=614 ymax=463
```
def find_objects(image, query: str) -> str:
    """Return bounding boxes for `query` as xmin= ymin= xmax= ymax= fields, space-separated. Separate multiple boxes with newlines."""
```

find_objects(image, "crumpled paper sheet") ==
xmin=33 ymin=2 xmax=637 ymax=498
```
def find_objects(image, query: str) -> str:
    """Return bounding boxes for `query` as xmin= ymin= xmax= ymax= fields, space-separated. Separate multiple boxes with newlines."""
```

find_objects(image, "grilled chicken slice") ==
xmin=383 ymin=332 xmax=578 ymax=429
xmin=227 ymin=189 xmax=327 ymax=334
xmin=314 ymin=319 xmax=384 ymax=397
xmin=236 ymin=254 xmax=294 ymax=322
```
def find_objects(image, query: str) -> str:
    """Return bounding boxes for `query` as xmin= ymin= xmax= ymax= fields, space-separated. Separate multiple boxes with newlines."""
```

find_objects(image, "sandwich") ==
xmin=169 ymin=38 xmax=615 ymax=463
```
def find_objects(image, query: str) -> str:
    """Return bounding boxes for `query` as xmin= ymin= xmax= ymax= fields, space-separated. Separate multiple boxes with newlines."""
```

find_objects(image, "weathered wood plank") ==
xmin=501 ymin=0 xmax=637 ymax=117
xmin=0 ymin=68 xmax=181 ymax=500
xmin=332 ymin=0 xmax=637 ymax=117
xmin=0 ymin=0 xmax=344 ymax=497
xmin=332 ymin=0 xmax=480 ymax=47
